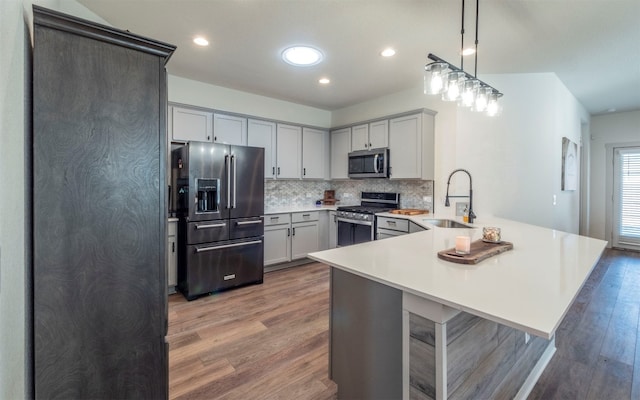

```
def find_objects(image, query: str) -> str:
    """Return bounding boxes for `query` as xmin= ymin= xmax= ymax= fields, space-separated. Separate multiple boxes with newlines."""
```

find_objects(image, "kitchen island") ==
xmin=308 ymin=215 xmax=607 ymax=400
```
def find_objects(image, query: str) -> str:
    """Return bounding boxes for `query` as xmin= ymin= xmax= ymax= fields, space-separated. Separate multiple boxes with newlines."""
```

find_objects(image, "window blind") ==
xmin=616 ymin=147 xmax=640 ymax=248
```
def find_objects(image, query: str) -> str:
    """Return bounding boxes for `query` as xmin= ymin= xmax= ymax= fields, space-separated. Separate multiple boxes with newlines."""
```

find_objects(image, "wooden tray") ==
xmin=390 ymin=209 xmax=429 ymax=215
xmin=438 ymin=240 xmax=513 ymax=265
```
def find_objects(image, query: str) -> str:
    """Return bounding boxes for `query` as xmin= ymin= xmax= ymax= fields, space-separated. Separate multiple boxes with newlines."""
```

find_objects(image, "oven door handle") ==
xmin=337 ymin=217 xmax=372 ymax=227
xmin=195 ymin=240 xmax=262 ymax=253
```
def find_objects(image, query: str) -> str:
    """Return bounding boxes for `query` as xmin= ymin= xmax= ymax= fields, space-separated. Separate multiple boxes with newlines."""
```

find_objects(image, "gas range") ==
xmin=336 ymin=192 xmax=400 ymax=223
xmin=336 ymin=206 xmax=397 ymax=222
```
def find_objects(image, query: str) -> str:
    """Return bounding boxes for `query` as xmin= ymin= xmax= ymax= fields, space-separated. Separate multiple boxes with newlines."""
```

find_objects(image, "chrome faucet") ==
xmin=444 ymin=168 xmax=477 ymax=224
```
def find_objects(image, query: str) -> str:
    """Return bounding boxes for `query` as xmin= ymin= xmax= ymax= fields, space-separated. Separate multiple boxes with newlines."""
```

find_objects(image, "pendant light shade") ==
xmin=486 ymin=92 xmax=502 ymax=116
xmin=459 ymin=79 xmax=479 ymax=107
xmin=473 ymin=86 xmax=491 ymax=112
xmin=442 ymin=72 xmax=466 ymax=102
xmin=424 ymin=62 xmax=449 ymax=95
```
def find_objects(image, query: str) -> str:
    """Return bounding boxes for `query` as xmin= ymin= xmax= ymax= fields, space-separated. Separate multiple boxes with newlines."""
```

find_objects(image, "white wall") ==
xmin=589 ymin=110 xmax=640 ymax=242
xmin=332 ymin=73 xmax=588 ymax=233
xmin=1 ymin=0 xmax=28 ymax=398
xmin=168 ymin=75 xmax=332 ymax=128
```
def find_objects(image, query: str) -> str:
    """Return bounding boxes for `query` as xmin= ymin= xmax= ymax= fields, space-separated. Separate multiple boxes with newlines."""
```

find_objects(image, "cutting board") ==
xmin=438 ymin=240 xmax=513 ymax=265
xmin=390 ymin=209 xmax=429 ymax=215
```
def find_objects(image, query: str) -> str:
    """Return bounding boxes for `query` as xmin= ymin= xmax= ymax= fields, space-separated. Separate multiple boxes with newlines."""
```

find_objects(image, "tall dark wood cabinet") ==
xmin=32 ymin=6 xmax=175 ymax=399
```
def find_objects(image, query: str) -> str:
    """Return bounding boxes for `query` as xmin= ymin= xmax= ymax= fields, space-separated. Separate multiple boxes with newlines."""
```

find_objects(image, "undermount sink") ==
xmin=423 ymin=219 xmax=474 ymax=229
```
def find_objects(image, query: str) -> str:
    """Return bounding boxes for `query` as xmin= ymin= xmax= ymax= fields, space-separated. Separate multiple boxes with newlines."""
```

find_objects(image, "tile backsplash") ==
xmin=265 ymin=179 xmax=434 ymax=211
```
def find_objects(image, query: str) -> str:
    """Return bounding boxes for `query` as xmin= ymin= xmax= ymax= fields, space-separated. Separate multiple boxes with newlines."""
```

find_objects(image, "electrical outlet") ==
xmin=456 ymin=202 xmax=468 ymax=216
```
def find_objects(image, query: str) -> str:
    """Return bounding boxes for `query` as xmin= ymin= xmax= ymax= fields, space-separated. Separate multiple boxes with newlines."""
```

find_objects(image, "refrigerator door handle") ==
xmin=225 ymin=154 xmax=231 ymax=209
xmin=232 ymin=154 xmax=237 ymax=209
xmin=195 ymin=240 xmax=262 ymax=253
xmin=236 ymin=220 xmax=262 ymax=226
xmin=195 ymin=222 xmax=226 ymax=230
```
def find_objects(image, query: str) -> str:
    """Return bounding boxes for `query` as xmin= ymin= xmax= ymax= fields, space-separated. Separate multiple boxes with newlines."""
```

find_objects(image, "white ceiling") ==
xmin=77 ymin=0 xmax=640 ymax=114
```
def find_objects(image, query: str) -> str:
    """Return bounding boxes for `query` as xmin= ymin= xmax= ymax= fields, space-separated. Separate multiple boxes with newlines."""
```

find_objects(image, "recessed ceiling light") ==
xmin=461 ymin=48 xmax=475 ymax=56
xmin=282 ymin=46 xmax=323 ymax=66
xmin=193 ymin=36 xmax=209 ymax=46
xmin=319 ymin=78 xmax=330 ymax=84
xmin=381 ymin=48 xmax=396 ymax=57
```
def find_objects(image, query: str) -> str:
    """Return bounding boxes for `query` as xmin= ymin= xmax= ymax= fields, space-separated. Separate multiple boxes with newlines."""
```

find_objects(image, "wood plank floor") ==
xmin=168 ymin=249 xmax=640 ymax=399
xmin=167 ymin=263 xmax=337 ymax=400
xmin=529 ymin=248 xmax=640 ymax=399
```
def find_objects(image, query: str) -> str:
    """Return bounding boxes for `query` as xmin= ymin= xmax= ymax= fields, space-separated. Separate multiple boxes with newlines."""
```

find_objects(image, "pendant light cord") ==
xmin=474 ymin=0 xmax=479 ymax=77
xmin=461 ymin=0 xmax=465 ymax=71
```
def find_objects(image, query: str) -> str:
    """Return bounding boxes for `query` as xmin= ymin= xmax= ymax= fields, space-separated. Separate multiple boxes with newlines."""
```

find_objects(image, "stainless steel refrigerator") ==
xmin=172 ymin=142 xmax=265 ymax=300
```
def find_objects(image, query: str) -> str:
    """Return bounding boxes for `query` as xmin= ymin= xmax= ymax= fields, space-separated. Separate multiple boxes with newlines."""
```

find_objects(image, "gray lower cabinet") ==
xmin=32 ymin=6 xmax=175 ymax=399
xmin=264 ymin=214 xmax=292 ymax=265
xmin=264 ymin=211 xmax=320 ymax=266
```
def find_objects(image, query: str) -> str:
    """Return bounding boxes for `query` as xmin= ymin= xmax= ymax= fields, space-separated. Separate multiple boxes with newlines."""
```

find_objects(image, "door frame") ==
xmin=605 ymin=141 xmax=640 ymax=248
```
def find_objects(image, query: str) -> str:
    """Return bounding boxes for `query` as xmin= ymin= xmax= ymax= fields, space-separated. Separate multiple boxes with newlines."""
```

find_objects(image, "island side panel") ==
xmin=409 ymin=313 xmax=437 ymax=400
xmin=330 ymin=267 xmax=403 ymax=399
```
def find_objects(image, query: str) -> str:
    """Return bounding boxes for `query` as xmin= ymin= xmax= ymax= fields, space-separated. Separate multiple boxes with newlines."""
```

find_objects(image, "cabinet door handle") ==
xmin=207 ymin=136 xmax=210 ymax=141
xmin=369 ymin=142 xmax=372 ymax=148
xmin=172 ymin=242 xmax=175 ymax=252
xmin=365 ymin=143 xmax=368 ymax=149
xmin=272 ymin=166 xmax=275 ymax=176
xmin=303 ymin=167 xmax=306 ymax=176
xmin=292 ymin=227 xmax=296 ymax=236
xmin=287 ymin=228 xmax=291 ymax=237
xmin=277 ymin=167 xmax=280 ymax=176
xmin=214 ymin=136 xmax=217 ymax=142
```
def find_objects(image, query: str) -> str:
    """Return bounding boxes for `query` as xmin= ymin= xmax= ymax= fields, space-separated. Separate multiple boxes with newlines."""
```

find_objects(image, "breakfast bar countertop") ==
xmin=309 ymin=215 xmax=607 ymax=339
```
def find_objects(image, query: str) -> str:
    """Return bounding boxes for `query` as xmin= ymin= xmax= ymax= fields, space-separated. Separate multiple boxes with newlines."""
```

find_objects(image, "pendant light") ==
xmin=424 ymin=0 xmax=502 ymax=116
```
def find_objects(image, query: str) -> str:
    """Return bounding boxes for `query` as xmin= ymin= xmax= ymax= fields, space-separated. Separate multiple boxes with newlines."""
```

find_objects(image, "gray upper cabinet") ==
xmin=170 ymin=105 xmax=213 ymax=142
xmin=33 ymin=5 xmax=175 ymax=399
xmin=213 ymin=113 xmax=247 ymax=145
xmin=331 ymin=127 xmax=351 ymax=179
xmin=388 ymin=112 xmax=434 ymax=179
xmin=276 ymin=123 xmax=302 ymax=179
xmin=248 ymin=118 xmax=277 ymax=179
xmin=302 ymin=127 xmax=328 ymax=179
xmin=351 ymin=120 xmax=388 ymax=151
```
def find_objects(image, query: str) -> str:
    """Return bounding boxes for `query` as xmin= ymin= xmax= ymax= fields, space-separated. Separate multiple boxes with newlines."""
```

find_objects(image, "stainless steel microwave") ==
xmin=348 ymin=148 xmax=389 ymax=178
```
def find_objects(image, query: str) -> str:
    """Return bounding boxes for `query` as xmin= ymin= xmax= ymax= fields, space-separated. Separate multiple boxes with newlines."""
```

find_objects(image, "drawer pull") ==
xmin=224 ymin=274 xmax=236 ymax=281
xmin=387 ymin=221 xmax=396 ymax=225
xmin=195 ymin=223 xmax=226 ymax=230
xmin=302 ymin=213 xmax=310 ymax=217
xmin=270 ymin=216 xmax=280 ymax=220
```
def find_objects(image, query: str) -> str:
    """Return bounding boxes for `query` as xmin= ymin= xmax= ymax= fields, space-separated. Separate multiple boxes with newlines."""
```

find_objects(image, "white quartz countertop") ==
xmin=308 ymin=214 xmax=607 ymax=339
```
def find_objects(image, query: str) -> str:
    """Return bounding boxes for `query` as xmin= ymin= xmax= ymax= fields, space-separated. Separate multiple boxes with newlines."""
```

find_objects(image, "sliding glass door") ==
xmin=613 ymin=146 xmax=640 ymax=250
